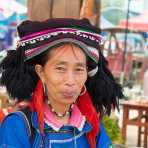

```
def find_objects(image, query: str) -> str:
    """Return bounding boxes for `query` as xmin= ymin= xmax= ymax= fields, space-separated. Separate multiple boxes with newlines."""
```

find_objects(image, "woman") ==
xmin=0 ymin=18 xmax=123 ymax=148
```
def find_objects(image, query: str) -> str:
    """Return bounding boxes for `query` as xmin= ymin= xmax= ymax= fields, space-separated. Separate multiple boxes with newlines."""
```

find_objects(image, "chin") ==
xmin=61 ymin=97 xmax=77 ymax=105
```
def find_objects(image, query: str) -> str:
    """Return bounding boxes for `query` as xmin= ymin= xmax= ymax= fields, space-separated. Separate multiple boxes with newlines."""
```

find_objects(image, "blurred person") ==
xmin=0 ymin=107 xmax=13 ymax=123
xmin=0 ymin=18 xmax=123 ymax=148
xmin=0 ymin=97 xmax=29 ymax=123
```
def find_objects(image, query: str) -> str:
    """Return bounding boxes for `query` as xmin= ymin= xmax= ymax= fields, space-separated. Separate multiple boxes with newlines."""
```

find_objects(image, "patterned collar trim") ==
xmin=44 ymin=104 xmax=86 ymax=132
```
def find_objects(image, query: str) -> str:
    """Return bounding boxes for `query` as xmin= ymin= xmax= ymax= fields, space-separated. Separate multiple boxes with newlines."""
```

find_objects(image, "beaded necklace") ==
xmin=48 ymin=101 xmax=73 ymax=118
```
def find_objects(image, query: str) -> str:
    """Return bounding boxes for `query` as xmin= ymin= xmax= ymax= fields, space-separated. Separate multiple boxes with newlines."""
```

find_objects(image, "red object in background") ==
xmin=0 ymin=100 xmax=31 ymax=123
xmin=107 ymin=51 xmax=133 ymax=80
xmin=0 ymin=107 xmax=13 ymax=123
xmin=119 ymin=11 xmax=148 ymax=32
xmin=10 ymin=22 xmax=17 ymax=27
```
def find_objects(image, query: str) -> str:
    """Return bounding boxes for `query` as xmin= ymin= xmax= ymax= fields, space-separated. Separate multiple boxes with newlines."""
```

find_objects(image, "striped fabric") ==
xmin=18 ymin=27 xmax=102 ymax=63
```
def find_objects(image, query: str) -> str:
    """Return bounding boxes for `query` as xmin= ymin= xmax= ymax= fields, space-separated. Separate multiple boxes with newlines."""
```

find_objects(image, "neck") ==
xmin=48 ymin=100 xmax=71 ymax=116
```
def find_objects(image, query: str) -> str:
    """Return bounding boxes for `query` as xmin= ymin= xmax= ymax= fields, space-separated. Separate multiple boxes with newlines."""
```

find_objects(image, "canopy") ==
xmin=119 ymin=11 xmax=148 ymax=32
xmin=0 ymin=12 xmax=27 ymax=27
xmin=0 ymin=0 xmax=27 ymax=17
xmin=7 ymin=12 xmax=27 ymax=25
xmin=100 ymin=16 xmax=115 ymax=29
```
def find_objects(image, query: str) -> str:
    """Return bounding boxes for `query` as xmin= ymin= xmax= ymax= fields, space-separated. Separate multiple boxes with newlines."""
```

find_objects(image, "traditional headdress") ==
xmin=17 ymin=18 xmax=102 ymax=75
xmin=0 ymin=18 xmax=123 ymax=148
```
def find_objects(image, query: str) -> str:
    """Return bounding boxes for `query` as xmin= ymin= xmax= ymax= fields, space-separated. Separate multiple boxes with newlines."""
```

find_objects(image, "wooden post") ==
xmin=27 ymin=0 xmax=52 ymax=21
xmin=27 ymin=0 xmax=101 ymax=27
xmin=52 ymin=0 xmax=81 ymax=18
xmin=121 ymin=105 xmax=129 ymax=142
xmin=27 ymin=0 xmax=81 ymax=21
xmin=143 ymin=110 xmax=148 ymax=148
xmin=80 ymin=0 xmax=96 ymax=25
xmin=95 ymin=0 xmax=101 ymax=27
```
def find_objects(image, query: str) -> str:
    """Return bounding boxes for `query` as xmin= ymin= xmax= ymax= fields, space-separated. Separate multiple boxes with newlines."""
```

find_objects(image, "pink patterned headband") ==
xmin=18 ymin=28 xmax=103 ymax=47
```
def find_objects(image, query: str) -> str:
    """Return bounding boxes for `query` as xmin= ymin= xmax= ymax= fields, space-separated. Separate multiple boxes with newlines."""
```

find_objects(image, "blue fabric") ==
xmin=0 ymin=111 xmax=112 ymax=148
xmin=0 ymin=112 xmax=31 ymax=148
xmin=96 ymin=122 xmax=113 ymax=148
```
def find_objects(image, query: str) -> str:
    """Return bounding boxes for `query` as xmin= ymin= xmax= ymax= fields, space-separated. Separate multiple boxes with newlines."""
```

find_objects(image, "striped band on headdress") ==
xmin=17 ymin=27 xmax=103 ymax=63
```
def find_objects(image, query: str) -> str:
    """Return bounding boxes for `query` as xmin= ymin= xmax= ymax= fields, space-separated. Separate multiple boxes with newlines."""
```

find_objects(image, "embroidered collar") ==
xmin=44 ymin=104 xmax=86 ymax=132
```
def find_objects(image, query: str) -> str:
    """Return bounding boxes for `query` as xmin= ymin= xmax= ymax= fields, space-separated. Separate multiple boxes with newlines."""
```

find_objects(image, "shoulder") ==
xmin=0 ymin=111 xmax=31 ymax=147
xmin=1 ymin=111 xmax=30 ymax=131
xmin=1 ymin=111 xmax=24 ymax=127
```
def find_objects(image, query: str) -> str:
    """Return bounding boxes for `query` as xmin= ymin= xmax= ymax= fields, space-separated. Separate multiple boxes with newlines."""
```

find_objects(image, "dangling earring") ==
xmin=42 ymin=82 xmax=47 ymax=96
xmin=79 ymin=85 xmax=86 ymax=96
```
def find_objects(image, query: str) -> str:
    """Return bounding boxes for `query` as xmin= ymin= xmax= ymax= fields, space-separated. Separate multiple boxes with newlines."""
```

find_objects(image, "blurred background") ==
xmin=0 ymin=0 xmax=148 ymax=147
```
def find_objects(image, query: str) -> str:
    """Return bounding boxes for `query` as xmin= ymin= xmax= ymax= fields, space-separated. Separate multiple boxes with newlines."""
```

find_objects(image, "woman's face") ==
xmin=35 ymin=44 xmax=87 ymax=106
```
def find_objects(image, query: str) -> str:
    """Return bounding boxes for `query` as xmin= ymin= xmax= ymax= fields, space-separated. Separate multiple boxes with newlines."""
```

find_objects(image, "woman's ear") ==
xmin=35 ymin=64 xmax=45 ymax=82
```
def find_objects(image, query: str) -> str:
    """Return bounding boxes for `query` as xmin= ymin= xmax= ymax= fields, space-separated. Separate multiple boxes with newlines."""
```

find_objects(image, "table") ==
xmin=121 ymin=100 xmax=148 ymax=148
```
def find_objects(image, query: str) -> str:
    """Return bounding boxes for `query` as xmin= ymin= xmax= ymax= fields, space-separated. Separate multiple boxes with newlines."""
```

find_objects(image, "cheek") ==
xmin=45 ymin=73 xmax=63 ymax=87
xmin=44 ymin=75 xmax=61 ymax=97
xmin=76 ymin=73 xmax=87 ymax=89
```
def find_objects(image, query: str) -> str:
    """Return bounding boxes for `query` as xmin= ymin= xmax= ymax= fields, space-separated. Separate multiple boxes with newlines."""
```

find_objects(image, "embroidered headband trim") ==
xmin=18 ymin=27 xmax=103 ymax=46
xmin=24 ymin=38 xmax=99 ymax=63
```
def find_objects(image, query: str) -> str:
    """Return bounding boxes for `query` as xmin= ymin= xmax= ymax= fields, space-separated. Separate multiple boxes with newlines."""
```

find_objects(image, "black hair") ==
xmin=0 ymin=43 xmax=123 ymax=116
xmin=0 ymin=48 xmax=38 ymax=99
xmin=86 ymin=48 xmax=123 ymax=116
xmin=0 ymin=42 xmax=86 ymax=99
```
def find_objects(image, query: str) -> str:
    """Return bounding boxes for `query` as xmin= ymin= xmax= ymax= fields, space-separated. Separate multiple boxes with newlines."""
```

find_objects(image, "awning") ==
xmin=119 ymin=11 xmax=148 ymax=32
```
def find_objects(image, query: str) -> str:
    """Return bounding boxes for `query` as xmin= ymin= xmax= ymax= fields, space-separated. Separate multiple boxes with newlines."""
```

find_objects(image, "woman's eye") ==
xmin=75 ymin=68 xmax=85 ymax=72
xmin=56 ymin=67 xmax=66 ymax=71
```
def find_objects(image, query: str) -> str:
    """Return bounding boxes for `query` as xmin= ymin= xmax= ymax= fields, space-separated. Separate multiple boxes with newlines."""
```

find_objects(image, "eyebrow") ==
xmin=56 ymin=61 xmax=87 ymax=67
xmin=76 ymin=63 xmax=87 ymax=67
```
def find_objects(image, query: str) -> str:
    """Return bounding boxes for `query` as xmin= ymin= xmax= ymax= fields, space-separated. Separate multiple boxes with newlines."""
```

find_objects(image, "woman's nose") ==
xmin=65 ymin=71 xmax=75 ymax=86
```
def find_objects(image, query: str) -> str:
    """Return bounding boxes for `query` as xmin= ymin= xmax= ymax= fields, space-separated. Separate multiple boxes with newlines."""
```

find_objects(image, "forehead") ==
xmin=47 ymin=43 xmax=87 ymax=62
